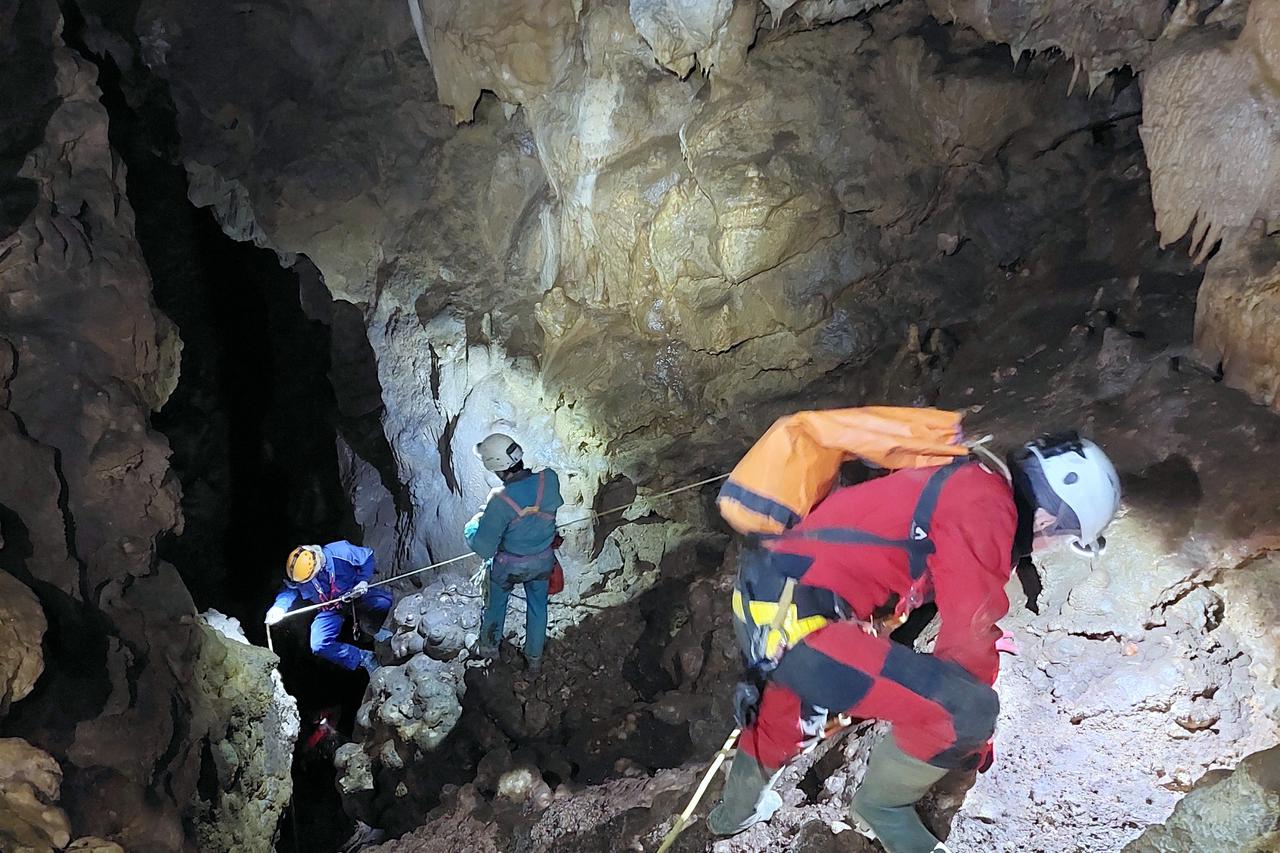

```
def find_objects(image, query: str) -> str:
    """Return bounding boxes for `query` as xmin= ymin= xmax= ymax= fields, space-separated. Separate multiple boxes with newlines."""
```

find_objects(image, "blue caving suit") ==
xmin=272 ymin=540 xmax=393 ymax=670
xmin=465 ymin=468 xmax=563 ymax=661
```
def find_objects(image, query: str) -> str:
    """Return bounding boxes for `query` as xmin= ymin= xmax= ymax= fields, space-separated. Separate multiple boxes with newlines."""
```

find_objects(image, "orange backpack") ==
xmin=716 ymin=406 xmax=968 ymax=535
xmin=719 ymin=407 xmax=970 ymax=671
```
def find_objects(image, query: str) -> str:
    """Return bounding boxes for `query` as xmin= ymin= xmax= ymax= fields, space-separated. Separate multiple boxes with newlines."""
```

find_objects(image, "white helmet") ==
xmin=1013 ymin=433 xmax=1121 ymax=556
xmin=476 ymin=433 xmax=523 ymax=473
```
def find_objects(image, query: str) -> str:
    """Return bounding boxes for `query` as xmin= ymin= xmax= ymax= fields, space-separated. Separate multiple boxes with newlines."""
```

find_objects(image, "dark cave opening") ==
xmin=60 ymin=11 xmax=383 ymax=850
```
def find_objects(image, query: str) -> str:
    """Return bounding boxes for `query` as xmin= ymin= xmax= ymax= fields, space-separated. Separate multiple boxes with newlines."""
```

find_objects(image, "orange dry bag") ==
xmin=716 ymin=406 xmax=968 ymax=535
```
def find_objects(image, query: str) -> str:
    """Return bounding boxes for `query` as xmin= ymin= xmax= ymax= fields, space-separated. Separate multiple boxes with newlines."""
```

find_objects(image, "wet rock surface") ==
xmin=192 ymin=611 xmax=301 ymax=853
xmin=4 ymin=0 xmax=1280 ymax=850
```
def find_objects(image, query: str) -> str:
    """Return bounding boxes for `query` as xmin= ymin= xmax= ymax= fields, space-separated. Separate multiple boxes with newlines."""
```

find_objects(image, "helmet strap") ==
xmin=1070 ymin=535 xmax=1106 ymax=559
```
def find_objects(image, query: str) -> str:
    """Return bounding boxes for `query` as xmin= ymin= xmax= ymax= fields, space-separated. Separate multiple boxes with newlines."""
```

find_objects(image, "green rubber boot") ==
xmin=849 ymin=736 xmax=950 ymax=853
xmin=706 ymin=750 xmax=784 ymax=836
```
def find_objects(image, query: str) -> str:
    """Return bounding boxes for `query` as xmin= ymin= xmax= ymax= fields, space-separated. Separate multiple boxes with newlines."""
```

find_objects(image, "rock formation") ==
xmin=3 ymin=0 xmax=1279 ymax=849
xmin=0 ymin=572 xmax=46 ymax=716
xmin=192 ymin=611 xmax=300 ymax=853
xmin=1124 ymin=746 xmax=1280 ymax=853
xmin=0 ymin=3 xmax=297 ymax=849
xmin=1 ymin=3 xmax=197 ymax=848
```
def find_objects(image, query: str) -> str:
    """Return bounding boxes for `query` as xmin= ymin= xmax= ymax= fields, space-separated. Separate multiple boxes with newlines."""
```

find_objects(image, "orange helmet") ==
xmin=285 ymin=545 xmax=323 ymax=583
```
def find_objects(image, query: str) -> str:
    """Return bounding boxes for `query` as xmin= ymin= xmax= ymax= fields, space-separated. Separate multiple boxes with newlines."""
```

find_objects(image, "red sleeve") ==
xmin=739 ymin=683 xmax=805 ymax=771
xmin=928 ymin=470 xmax=1016 ymax=686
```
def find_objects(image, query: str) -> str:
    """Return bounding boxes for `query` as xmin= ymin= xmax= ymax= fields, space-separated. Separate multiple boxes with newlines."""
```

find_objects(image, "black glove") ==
xmin=733 ymin=679 xmax=762 ymax=729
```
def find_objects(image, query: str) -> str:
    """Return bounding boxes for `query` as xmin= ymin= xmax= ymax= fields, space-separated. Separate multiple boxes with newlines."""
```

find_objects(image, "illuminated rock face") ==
xmin=0 ymin=573 xmax=45 ymax=716
xmin=1124 ymin=745 xmax=1280 ymax=853
xmin=191 ymin=611 xmax=300 ymax=853
xmin=1141 ymin=0 xmax=1280 ymax=265
xmin=135 ymin=0 xmax=1167 ymax=591
xmin=8 ymin=0 xmax=1280 ymax=848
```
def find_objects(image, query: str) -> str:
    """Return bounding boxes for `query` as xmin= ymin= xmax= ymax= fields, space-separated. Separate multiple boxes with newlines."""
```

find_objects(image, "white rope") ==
xmin=265 ymin=473 xmax=730 ymax=639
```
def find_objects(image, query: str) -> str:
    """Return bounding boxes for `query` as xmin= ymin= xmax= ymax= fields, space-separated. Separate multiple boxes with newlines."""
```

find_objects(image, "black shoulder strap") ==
xmin=774 ymin=458 xmax=971 ymax=579
xmin=905 ymin=458 xmax=969 ymax=580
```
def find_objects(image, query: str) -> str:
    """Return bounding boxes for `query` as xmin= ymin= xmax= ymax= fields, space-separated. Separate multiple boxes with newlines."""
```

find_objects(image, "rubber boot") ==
xmin=706 ymin=750 xmax=784 ymax=836
xmin=849 ymin=736 xmax=949 ymax=853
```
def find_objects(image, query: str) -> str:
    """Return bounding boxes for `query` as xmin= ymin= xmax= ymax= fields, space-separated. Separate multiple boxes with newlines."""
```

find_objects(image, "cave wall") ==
xmin=104 ymin=1 xmax=1280 ymax=840
xmin=128 ymin=0 xmax=1175 ymax=594
xmin=0 ymin=2 xmax=297 ymax=850
xmin=0 ymin=3 xmax=197 ymax=849
xmin=5 ymin=0 xmax=1277 ymax=848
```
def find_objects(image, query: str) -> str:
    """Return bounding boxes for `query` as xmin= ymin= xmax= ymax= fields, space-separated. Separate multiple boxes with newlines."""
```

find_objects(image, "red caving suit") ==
xmin=739 ymin=459 xmax=1016 ymax=772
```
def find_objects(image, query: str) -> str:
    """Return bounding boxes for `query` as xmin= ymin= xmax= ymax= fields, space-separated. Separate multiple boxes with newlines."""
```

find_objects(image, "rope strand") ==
xmin=266 ymin=472 xmax=729 ymax=628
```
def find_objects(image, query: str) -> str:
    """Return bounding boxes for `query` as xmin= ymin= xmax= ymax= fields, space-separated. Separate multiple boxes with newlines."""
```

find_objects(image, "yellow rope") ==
xmin=655 ymin=727 xmax=741 ymax=853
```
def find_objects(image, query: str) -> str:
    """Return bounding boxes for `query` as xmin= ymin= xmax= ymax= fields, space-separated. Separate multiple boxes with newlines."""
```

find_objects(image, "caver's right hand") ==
xmin=265 ymin=606 xmax=287 ymax=626
xmin=732 ymin=679 xmax=762 ymax=729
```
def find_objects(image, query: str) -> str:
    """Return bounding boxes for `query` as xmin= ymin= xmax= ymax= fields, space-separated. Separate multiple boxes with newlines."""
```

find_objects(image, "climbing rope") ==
xmin=264 ymin=434 xmax=1002 ymax=649
xmin=655 ymin=727 xmax=740 ymax=853
xmin=265 ymin=472 xmax=730 ymax=652
xmin=654 ymin=713 xmax=856 ymax=852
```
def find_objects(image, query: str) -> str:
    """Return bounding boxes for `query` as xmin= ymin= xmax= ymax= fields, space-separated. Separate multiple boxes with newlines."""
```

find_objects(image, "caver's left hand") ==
xmin=996 ymin=629 xmax=1020 ymax=655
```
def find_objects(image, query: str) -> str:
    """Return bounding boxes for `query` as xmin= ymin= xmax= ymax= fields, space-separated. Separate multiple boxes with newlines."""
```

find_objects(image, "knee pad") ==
xmin=953 ymin=682 xmax=1000 ymax=753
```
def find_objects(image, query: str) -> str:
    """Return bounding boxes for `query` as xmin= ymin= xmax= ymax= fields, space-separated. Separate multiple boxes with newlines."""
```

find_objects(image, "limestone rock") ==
xmin=926 ymin=0 xmax=1167 ymax=80
xmin=0 ymin=4 xmax=201 ymax=848
xmin=1124 ymin=746 xmax=1280 ymax=853
xmin=415 ymin=0 xmax=581 ymax=122
xmin=629 ymin=0 xmax=737 ymax=78
xmin=91 ymin=2 xmax=1280 ymax=848
xmin=191 ymin=610 xmax=300 ymax=853
xmin=66 ymin=839 xmax=125 ymax=853
xmin=933 ymin=271 xmax=1280 ymax=851
xmin=0 ymin=573 xmax=46 ymax=715
xmin=1194 ymin=240 xmax=1280 ymax=411
xmin=0 ymin=738 xmax=72 ymax=852
xmin=770 ymin=0 xmax=887 ymax=27
xmin=1140 ymin=0 xmax=1280 ymax=262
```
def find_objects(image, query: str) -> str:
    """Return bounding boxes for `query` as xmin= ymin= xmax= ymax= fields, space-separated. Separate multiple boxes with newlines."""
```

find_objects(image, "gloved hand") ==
xmin=350 ymin=581 xmax=369 ymax=598
xmin=470 ymin=565 xmax=487 ymax=588
xmin=707 ymin=750 xmax=783 ymax=836
xmin=732 ymin=679 xmax=762 ymax=729
xmin=265 ymin=606 xmax=287 ymax=626
xmin=977 ymin=740 xmax=995 ymax=773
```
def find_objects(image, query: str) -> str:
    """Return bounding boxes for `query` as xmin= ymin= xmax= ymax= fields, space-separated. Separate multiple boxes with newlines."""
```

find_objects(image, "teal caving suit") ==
xmin=466 ymin=468 xmax=563 ymax=661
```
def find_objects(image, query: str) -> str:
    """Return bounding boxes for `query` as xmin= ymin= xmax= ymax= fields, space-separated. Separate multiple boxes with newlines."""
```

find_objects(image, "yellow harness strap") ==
xmin=732 ymin=578 xmax=833 ymax=661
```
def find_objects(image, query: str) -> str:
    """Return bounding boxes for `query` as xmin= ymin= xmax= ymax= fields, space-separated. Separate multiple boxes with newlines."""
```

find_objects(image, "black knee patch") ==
xmin=880 ymin=644 xmax=999 ymax=766
xmin=774 ymin=644 xmax=874 ymax=712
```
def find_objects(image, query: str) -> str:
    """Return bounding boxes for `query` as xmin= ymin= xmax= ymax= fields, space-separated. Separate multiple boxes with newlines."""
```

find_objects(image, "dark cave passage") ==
xmin=67 ymin=17 xmax=380 ymax=850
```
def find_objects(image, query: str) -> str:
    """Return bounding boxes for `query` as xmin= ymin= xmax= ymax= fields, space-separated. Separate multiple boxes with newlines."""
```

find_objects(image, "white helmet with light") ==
xmin=1012 ymin=432 xmax=1121 ymax=556
xmin=476 ymin=433 xmax=523 ymax=473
